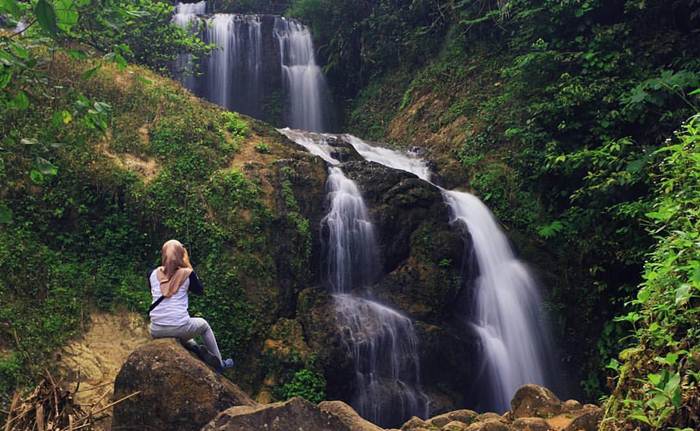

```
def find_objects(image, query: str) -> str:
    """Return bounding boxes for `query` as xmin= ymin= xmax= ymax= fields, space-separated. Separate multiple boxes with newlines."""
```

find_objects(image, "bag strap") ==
xmin=148 ymin=295 xmax=166 ymax=314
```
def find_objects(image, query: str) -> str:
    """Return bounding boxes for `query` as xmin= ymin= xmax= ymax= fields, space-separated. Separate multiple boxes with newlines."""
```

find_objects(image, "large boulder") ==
xmin=426 ymin=409 xmax=478 ymax=428
xmin=201 ymin=397 xmax=352 ymax=431
xmin=510 ymin=385 xmax=563 ymax=419
xmin=318 ymin=400 xmax=384 ymax=431
xmin=111 ymin=339 xmax=255 ymax=431
xmin=509 ymin=385 xmax=601 ymax=431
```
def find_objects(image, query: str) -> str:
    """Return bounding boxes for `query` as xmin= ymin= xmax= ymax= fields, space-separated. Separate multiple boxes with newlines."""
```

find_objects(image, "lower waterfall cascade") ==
xmin=279 ymin=129 xmax=431 ymax=427
xmin=279 ymin=128 xmax=559 ymax=415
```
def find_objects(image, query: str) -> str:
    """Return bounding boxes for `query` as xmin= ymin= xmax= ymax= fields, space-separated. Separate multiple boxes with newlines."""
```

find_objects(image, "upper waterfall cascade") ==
xmin=279 ymin=128 xmax=558 ymax=414
xmin=173 ymin=1 xmax=332 ymax=132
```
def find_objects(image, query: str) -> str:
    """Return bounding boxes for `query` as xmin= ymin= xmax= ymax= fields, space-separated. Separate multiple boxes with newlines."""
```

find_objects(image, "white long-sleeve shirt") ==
xmin=148 ymin=269 xmax=203 ymax=326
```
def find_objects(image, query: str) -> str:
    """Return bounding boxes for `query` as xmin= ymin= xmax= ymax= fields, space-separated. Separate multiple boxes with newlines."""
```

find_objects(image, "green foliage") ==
xmin=75 ymin=0 xmax=211 ymax=74
xmin=0 ymin=40 xmax=286 ymax=403
xmin=278 ymin=368 xmax=326 ymax=404
xmin=1 ymin=0 xmax=210 ymax=187
xmin=288 ymin=0 xmax=450 ymax=96
xmin=223 ymin=111 xmax=250 ymax=137
xmin=254 ymin=141 xmax=270 ymax=154
xmin=0 ymin=353 xmax=23 ymax=395
xmin=603 ymin=114 xmax=699 ymax=430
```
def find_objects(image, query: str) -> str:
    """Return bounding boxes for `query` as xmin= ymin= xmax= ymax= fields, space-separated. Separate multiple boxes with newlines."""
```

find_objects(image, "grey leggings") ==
xmin=150 ymin=317 xmax=222 ymax=365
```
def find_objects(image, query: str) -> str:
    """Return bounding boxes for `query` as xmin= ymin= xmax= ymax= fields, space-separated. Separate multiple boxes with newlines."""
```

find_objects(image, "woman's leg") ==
xmin=183 ymin=317 xmax=223 ymax=365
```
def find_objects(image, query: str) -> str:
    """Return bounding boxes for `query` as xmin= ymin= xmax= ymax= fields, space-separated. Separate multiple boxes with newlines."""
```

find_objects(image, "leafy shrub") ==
xmin=603 ymin=113 xmax=700 ymax=430
xmin=254 ymin=142 xmax=271 ymax=154
xmin=279 ymin=368 xmax=326 ymax=404
xmin=223 ymin=112 xmax=250 ymax=137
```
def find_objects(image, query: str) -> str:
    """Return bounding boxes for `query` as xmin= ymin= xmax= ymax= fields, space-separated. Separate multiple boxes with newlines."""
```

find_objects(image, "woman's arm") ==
xmin=189 ymin=271 xmax=204 ymax=295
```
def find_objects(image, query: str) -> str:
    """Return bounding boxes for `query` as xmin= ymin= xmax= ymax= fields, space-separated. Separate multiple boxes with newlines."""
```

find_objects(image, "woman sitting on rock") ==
xmin=148 ymin=239 xmax=234 ymax=372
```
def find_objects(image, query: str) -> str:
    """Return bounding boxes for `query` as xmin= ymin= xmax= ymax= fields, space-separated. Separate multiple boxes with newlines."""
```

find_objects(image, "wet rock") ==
xmin=326 ymin=135 xmax=365 ymax=162
xmin=444 ymin=421 xmax=471 ymax=431
xmin=340 ymin=160 xmax=466 ymax=326
xmin=296 ymin=288 xmax=355 ymax=400
xmin=201 ymin=397 xmax=351 ymax=431
xmin=510 ymin=384 xmax=563 ymax=419
xmin=318 ymin=400 xmax=384 ymax=431
xmin=512 ymin=417 xmax=552 ymax=431
xmin=561 ymin=405 xmax=602 ymax=431
xmin=271 ymin=157 xmax=328 ymax=316
xmin=112 ymin=339 xmax=255 ymax=431
xmin=341 ymin=161 xmax=461 ymax=277
xmin=401 ymin=416 xmax=434 ymax=430
xmin=427 ymin=409 xmax=478 ymax=427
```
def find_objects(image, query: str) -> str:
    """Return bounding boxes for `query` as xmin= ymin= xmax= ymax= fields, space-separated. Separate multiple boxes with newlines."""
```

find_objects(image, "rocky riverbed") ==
xmin=111 ymin=339 xmax=601 ymax=431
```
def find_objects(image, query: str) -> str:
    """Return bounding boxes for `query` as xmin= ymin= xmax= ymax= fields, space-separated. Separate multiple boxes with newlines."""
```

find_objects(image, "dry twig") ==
xmin=4 ymin=372 xmax=138 ymax=431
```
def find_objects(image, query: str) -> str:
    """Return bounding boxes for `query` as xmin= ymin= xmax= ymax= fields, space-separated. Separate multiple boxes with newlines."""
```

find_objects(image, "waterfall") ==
xmin=283 ymin=129 xmax=558 ymax=413
xmin=443 ymin=190 xmax=553 ymax=411
xmin=274 ymin=18 xmax=329 ymax=132
xmin=173 ymin=1 xmax=206 ymax=89
xmin=199 ymin=14 xmax=263 ymax=116
xmin=173 ymin=1 xmax=206 ymax=25
xmin=279 ymin=128 xmax=430 ymax=427
xmin=323 ymin=167 xmax=379 ymax=293
xmin=172 ymin=3 xmax=331 ymax=131
xmin=334 ymin=294 xmax=429 ymax=426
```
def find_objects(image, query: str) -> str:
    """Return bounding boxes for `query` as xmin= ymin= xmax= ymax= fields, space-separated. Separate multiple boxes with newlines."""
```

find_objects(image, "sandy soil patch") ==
xmin=58 ymin=311 xmax=150 ymax=429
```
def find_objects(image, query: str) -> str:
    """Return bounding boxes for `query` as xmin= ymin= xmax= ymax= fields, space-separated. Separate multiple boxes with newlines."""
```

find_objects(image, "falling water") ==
xmin=173 ymin=1 xmax=206 ymax=89
xmin=444 ymin=191 xmax=552 ymax=411
xmin=323 ymin=167 xmax=379 ymax=292
xmin=334 ymin=294 xmax=430 ymax=426
xmin=343 ymin=135 xmax=432 ymax=182
xmin=274 ymin=18 xmax=330 ymax=131
xmin=173 ymin=3 xmax=331 ymax=131
xmin=279 ymin=128 xmax=430 ymax=427
xmin=199 ymin=14 xmax=263 ymax=116
xmin=173 ymin=1 xmax=206 ymax=26
xmin=284 ymin=129 xmax=557 ymax=412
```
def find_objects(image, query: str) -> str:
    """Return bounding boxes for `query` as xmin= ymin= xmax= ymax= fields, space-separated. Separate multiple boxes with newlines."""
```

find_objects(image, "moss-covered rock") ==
xmin=341 ymin=161 xmax=465 ymax=322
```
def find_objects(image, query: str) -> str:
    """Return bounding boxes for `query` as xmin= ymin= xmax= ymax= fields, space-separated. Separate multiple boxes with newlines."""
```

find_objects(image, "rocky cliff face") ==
xmin=272 ymin=136 xmax=477 ymax=413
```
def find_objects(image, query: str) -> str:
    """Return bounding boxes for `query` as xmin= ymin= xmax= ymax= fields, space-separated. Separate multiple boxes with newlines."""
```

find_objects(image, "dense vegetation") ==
xmin=1 ymin=0 xmax=699 ymax=429
xmin=282 ymin=0 xmax=700 ymax=428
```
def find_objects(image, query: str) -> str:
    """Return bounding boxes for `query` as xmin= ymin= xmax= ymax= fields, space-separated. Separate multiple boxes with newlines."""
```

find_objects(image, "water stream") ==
xmin=274 ymin=18 xmax=329 ymax=132
xmin=281 ymin=128 xmax=556 ymax=413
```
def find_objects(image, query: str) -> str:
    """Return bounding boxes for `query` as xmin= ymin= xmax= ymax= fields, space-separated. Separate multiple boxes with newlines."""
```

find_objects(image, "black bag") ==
xmin=148 ymin=295 xmax=165 ymax=314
